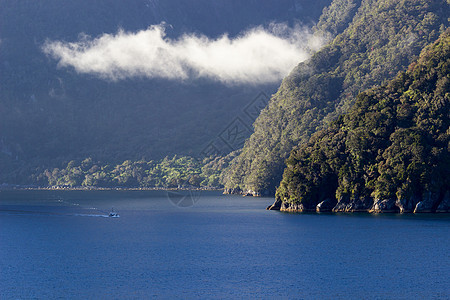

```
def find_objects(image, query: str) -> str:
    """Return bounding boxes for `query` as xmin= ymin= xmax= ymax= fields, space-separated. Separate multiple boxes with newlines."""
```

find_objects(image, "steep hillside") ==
xmin=223 ymin=0 xmax=449 ymax=196
xmin=272 ymin=31 xmax=449 ymax=213
xmin=0 ymin=0 xmax=331 ymax=184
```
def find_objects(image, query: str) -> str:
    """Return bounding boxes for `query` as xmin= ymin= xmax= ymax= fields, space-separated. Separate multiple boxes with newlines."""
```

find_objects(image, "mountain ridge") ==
xmin=270 ymin=30 xmax=449 ymax=213
xmin=222 ymin=0 xmax=449 ymax=196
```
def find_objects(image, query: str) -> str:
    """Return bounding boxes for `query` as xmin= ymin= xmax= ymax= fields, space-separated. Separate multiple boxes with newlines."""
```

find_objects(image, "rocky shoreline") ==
xmin=3 ymin=184 xmax=448 ymax=214
xmin=267 ymin=190 xmax=450 ymax=213
xmin=223 ymin=188 xmax=273 ymax=197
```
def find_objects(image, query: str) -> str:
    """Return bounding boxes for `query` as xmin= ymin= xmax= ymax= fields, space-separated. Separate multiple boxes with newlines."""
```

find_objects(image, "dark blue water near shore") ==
xmin=1 ymin=190 xmax=449 ymax=299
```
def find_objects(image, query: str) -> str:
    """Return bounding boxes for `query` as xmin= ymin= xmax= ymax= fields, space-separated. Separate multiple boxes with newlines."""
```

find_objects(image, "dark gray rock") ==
xmin=436 ymin=191 xmax=450 ymax=213
xmin=332 ymin=196 xmax=350 ymax=212
xmin=370 ymin=198 xmax=398 ymax=213
xmin=243 ymin=190 xmax=262 ymax=197
xmin=395 ymin=195 xmax=418 ymax=213
xmin=280 ymin=201 xmax=306 ymax=212
xmin=332 ymin=202 xmax=349 ymax=212
xmin=332 ymin=197 xmax=370 ymax=212
xmin=266 ymin=198 xmax=282 ymax=210
xmin=353 ymin=198 xmax=373 ymax=212
xmin=316 ymin=198 xmax=336 ymax=212
xmin=414 ymin=191 xmax=440 ymax=213
xmin=223 ymin=188 xmax=242 ymax=195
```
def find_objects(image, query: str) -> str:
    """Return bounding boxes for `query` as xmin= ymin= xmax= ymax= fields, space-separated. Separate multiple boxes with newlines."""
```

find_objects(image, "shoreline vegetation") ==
xmin=16 ymin=155 xmax=235 ymax=191
xmin=270 ymin=31 xmax=450 ymax=215
xmin=0 ymin=184 xmax=222 ymax=192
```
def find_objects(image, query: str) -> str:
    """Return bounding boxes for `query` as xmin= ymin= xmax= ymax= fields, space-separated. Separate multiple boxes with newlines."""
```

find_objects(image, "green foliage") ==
xmin=276 ymin=31 xmax=450 ymax=209
xmin=223 ymin=0 xmax=449 ymax=195
xmin=315 ymin=0 xmax=362 ymax=37
xmin=34 ymin=154 xmax=235 ymax=189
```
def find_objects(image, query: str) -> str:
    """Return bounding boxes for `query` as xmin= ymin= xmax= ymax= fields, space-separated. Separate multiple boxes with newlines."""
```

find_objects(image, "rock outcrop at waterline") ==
xmin=271 ymin=31 xmax=450 ymax=214
xmin=268 ymin=191 xmax=450 ymax=213
xmin=224 ymin=188 xmax=271 ymax=197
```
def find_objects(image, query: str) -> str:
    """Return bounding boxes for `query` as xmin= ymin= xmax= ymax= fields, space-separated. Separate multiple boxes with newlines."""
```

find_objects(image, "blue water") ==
xmin=1 ymin=190 xmax=449 ymax=299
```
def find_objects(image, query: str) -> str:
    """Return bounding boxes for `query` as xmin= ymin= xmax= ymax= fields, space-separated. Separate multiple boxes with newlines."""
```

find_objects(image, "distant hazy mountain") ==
xmin=0 ymin=0 xmax=331 ymax=183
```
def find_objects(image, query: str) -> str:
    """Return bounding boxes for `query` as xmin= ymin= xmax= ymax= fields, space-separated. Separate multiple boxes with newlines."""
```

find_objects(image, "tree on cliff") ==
xmin=222 ymin=0 xmax=449 ymax=196
xmin=275 ymin=30 xmax=449 ymax=213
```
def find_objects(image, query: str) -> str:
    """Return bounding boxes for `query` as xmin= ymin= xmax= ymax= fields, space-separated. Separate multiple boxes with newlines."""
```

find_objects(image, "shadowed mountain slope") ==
xmin=223 ymin=0 xmax=449 ymax=196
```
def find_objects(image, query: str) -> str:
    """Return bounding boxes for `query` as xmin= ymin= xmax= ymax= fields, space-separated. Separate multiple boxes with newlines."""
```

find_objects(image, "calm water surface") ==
xmin=0 ymin=190 xmax=449 ymax=299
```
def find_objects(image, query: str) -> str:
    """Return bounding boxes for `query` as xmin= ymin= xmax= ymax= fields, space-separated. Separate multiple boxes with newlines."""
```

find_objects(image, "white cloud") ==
xmin=42 ymin=23 xmax=324 ymax=85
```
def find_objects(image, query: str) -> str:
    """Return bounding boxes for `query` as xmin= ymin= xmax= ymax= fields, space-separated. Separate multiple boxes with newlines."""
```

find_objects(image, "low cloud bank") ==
xmin=43 ymin=23 xmax=324 ymax=85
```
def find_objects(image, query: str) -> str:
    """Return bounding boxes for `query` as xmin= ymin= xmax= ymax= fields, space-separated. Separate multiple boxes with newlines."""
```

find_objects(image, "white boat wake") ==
xmin=0 ymin=209 xmax=118 ymax=218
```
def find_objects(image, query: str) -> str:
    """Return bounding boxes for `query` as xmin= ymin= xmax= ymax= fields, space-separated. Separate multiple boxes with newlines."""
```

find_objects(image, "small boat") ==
xmin=109 ymin=208 xmax=119 ymax=217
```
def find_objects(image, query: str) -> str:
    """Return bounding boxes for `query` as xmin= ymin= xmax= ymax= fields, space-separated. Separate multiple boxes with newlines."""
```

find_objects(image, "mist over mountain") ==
xmin=0 ymin=0 xmax=331 ymax=184
xmin=42 ymin=23 xmax=323 ymax=84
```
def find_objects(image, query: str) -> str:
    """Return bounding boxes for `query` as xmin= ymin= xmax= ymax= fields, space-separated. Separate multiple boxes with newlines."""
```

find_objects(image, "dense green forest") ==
xmin=223 ymin=0 xmax=449 ymax=196
xmin=272 ymin=31 xmax=449 ymax=213
xmin=28 ymin=154 xmax=237 ymax=189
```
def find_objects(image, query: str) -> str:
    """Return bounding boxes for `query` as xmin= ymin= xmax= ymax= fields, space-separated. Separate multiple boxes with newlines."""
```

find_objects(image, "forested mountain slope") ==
xmin=223 ymin=0 xmax=449 ymax=196
xmin=272 ymin=31 xmax=449 ymax=213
